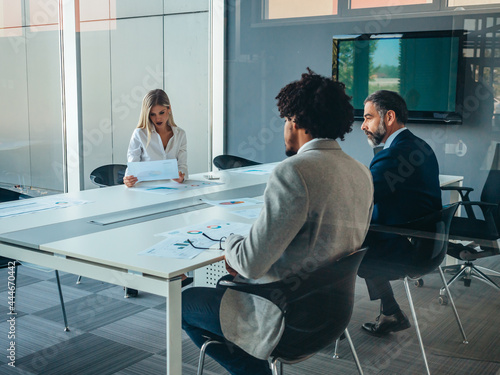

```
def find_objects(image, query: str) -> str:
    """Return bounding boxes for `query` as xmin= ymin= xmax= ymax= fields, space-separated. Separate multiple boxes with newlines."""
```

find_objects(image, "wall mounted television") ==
xmin=332 ymin=30 xmax=465 ymax=124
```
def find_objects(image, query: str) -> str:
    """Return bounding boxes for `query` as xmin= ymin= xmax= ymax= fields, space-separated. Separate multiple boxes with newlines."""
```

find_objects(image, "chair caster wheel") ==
xmin=439 ymin=296 xmax=448 ymax=305
xmin=464 ymin=279 xmax=471 ymax=287
xmin=414 ymin=279 xmax=424 ymax=287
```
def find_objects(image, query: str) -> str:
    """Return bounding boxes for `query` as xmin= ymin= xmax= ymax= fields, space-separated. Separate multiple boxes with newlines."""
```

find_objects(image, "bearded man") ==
xmin=358 ymin=90 xmax=443 ymax=336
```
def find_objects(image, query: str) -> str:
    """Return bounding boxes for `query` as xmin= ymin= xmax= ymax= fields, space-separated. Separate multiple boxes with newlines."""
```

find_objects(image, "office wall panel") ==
xmin=80 ymin=21 xmax=113 ymax=190
xmin=25 ymin=28 xmax=63 ymax=191
xmin=0 ymin=31 xmax=31 ymax=187
xmin=164 ymin=0 xmax=209 ymax=14
xmin=164 ymin=11 xmax=210 ymax=173
xmin=110 ymin=16 xmax=164 ymax=165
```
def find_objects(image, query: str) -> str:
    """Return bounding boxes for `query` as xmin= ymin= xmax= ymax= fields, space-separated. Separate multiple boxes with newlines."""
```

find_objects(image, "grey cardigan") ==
xmin=221 ymin=139 xmax=374 ymax=359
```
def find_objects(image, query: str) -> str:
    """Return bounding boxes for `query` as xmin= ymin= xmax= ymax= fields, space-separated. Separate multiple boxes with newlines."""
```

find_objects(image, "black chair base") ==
xmin=441 ymin=262 xmax=500 ymax=291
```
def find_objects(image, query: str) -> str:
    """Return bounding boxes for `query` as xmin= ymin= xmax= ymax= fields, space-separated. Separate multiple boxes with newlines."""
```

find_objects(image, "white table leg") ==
xmin=446 ymin=180 xmax=463 ymax=266
xmin=166 ymin=277 xmax=182 ymax=375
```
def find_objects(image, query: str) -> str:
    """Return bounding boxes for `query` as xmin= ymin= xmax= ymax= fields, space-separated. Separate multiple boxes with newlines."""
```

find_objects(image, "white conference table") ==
xmin=0 ymin=165 xmax=275 ymax=375
xmin=0 ymin=168 xmax=463 ymax=374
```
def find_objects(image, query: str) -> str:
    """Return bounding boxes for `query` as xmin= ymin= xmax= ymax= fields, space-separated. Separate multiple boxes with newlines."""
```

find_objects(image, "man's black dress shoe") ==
xmin=362 ymin=310 xmax=411 ymax=335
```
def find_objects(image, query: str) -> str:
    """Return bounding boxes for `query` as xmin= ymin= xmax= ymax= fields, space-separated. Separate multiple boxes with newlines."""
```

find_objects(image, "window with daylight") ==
xmin=265 ymin=0 xmax=338 ymax=19
xmin=350 ymin=0 xmax=432 ymax=8
xmin=449 ymin=0 xmax=500 ymax=6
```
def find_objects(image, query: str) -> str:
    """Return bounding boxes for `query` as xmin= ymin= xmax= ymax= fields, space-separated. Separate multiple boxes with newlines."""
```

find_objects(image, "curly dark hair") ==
xmin=275 ymin=68 xmax=354 ymax=141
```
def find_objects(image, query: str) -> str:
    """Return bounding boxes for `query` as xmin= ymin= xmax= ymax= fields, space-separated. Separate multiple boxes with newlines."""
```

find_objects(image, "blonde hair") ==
xmin=137 ymin=89 xmax=177 ymax=147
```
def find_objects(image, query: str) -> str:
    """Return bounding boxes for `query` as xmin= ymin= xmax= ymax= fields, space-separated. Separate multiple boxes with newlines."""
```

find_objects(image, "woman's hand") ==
xmin=173 ymin=171 xmax=185 ymax=183
xmin=123 ymin=175 xmax=138 ymax=187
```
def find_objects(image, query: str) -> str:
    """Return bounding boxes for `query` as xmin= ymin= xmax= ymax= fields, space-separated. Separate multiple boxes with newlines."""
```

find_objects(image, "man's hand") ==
xmin=224 ymin=256 xmax=238 ymax=277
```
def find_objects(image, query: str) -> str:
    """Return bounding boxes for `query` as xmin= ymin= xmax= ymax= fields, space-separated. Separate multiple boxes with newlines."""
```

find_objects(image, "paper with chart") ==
xmin=139 ymin=237 xmax=206 ymax=259
xmin=231 ymin=207 xmax=263 ymax=219
xmin=139 ymin=219 xmax=252 ymax=259
xmin=0 ymin=196 xmax=90 ymax=218
xmin=201 ymin=197 xmax=262 ymax=208
xmin=230 ymin=163 xmax=277 ymax=175
xmin=131 ymin=180 xmax=224 ymax=195
xmin=127 ymin=159 xmax=179 ymax=182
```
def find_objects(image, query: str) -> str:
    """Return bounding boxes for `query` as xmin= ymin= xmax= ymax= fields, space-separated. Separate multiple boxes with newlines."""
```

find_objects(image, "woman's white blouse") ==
xmin=126 ymin=125 xmax=188 ymax=178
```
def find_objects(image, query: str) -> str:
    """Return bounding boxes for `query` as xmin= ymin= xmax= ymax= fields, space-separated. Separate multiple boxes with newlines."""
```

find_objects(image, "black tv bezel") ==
xmin=332 ymin=30 xmax=466 ymax=124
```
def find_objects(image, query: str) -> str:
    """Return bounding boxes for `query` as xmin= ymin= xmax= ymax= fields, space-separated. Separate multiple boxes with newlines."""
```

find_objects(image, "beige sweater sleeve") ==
xmin=224 ymin=161 xmax=308 ymax=280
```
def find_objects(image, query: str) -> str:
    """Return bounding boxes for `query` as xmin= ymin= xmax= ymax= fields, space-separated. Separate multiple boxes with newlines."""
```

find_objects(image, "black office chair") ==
xmin=213 ymin=154 xmax=261 ymax=170
xmin=0 ymin=187 xmax=31 ymax=202
xmin=440 ymin=143 xmax=500 ymax=292
xmin=368 ymin=203 xmax=467 ymax=375
xmin=89 ymin=164 xmax=127 ymax=187
xmin=0 ymin=188 xmax=69 ymax=331
xmin=197 ymin=249 xmax=367 ymax=375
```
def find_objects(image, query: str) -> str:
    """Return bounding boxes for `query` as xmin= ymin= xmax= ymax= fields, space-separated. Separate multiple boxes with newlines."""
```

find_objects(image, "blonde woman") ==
xmin=124 ymin=89 xmax=188 ymax=187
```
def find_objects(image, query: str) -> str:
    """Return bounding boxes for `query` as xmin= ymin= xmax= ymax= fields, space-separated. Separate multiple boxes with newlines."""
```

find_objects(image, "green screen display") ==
xmin=333 ymin=32 xmax=462 ymax=122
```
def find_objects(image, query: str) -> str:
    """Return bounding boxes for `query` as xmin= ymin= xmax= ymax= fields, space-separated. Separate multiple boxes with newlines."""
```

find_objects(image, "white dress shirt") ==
xmin=383 ymin=127 xmax=407 ymax=149
xmin=126 ymin=125 xmax=188 ymax=177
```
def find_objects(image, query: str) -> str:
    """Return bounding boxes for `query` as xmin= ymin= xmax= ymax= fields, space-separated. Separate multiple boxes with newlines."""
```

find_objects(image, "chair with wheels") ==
xmin=0 ymin=188 xmax=69 ymax=331
xmin=368 ymin=203 xmax=467 ymax=375
xmin=440 ymin=143 xmax=500 ymax=293
xmin=89 ymin=164 xmax=127 ymax=187
xmin=213 ymin=154 xmax=261 ymax=170
xmin=197 ymin=248 xmax=368 ymax=375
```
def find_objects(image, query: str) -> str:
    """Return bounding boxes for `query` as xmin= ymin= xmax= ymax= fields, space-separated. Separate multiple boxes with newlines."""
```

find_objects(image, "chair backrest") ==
xmin=270 ymin=248 xmax=368 ymax=361
xmin=213 ymin=155 xmax=261 ymax=170
xmin=0 ymin=187 xmax=21 ymax=203
xmin=404 ymin=203 xmax=459 ymax=277
xmin=481 ymin=143 xmax=500 ymax=230
xmin=0 ymin=187 xmax=26 ymax=203
xmin=90 ymin=164 xmax=127 ymax=187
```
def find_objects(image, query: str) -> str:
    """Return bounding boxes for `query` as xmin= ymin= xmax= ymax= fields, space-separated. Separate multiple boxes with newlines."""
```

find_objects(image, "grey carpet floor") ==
xmin=0 ymin=256 xmax=499 ymax=375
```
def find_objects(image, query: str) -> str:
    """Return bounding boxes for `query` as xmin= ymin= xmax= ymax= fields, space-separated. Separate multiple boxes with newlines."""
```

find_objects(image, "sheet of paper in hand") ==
xmin=127 ymin=159 xmax=179 ymax=182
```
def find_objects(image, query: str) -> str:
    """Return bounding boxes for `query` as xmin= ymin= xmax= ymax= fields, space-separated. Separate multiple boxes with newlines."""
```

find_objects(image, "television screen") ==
xmin=332 ymin=30 xmax=465 ymax=123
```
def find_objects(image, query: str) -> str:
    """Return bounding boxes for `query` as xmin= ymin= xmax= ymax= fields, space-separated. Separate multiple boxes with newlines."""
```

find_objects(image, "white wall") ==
xmin=79 ymin=1 xmax=211 ymax=189
xmin=0 ymin=0 xmax=211 ymax=192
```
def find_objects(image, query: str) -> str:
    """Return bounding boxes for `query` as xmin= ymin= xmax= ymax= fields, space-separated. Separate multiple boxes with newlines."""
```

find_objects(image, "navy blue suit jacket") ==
xmin=369 ymin=129 xmax=442 ymax=241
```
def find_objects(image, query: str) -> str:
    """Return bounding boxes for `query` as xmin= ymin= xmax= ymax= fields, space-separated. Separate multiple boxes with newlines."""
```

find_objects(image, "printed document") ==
xmin=127 ymin=159 xmax=179 ymax=182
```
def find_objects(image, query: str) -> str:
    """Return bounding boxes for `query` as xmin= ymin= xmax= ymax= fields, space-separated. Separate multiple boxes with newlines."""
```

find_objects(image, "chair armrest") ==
xmin=369 ymin=203 xmax=459 ymax=241
xmin=219 ymin=275 xmax=328 ymax=313
xmin=440 ymin=186 xmax=474 ymax=199
xmin=440 ymin=186 xmax=473 ymax=193
xmin=441 ymin=186 xmax=475 ymax=217
xmin=461 ymin=201 xmax=499 ymax=238
xmin=369 ymin=224 xmax=443 ymax=241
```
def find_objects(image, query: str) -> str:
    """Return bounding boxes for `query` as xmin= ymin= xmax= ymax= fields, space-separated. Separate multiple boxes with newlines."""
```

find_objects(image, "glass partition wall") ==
xmin=226 ymin=0 xmax=500 ymax=197
xmin=1 ymin=0 xmax=499 ymax=196
xmin=0 ymin=0 xmax=211 ymax=193
xmin=0 ymin=0 xmax=63 ymax=194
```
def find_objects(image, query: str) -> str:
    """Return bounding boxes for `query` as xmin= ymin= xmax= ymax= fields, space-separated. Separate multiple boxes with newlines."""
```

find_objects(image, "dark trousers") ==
xmin=181 ymin=278 xmax=272 ymax=375
xmin=358 ymin=236 xmax=414 ymax=301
